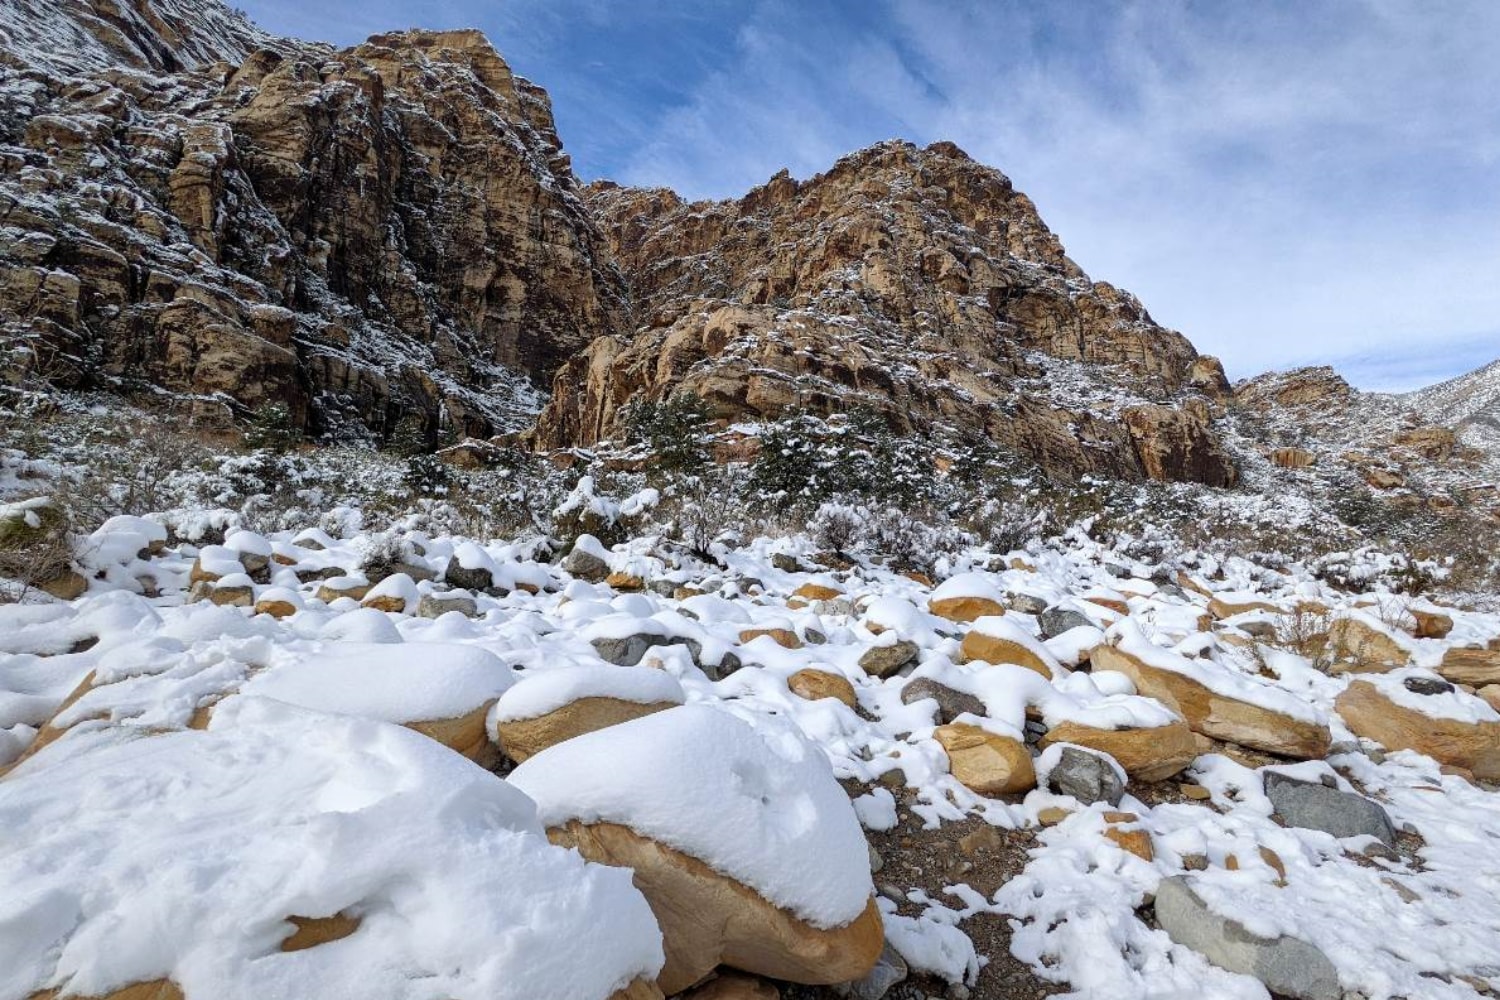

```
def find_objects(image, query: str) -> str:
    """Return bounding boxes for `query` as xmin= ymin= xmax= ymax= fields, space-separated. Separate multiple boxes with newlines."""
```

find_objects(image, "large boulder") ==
xmin=1155 ymin=877 xmax=1341 ymax=1000
xmin=1437 ymin=647 xmax=1500 ymax=687
xmin=1091 ymin=625 xmax=1330 ymax=759
xmin=1327 ymin=615 xmax=1412 ymax=673
xmin=1262 ymin=770 xmax=1396 ymax=846
xmin=0 ymin=699 xmax=665 ymax=1000
xmin=1335 ymin=673 xmax=1500 ymax=781
xmin=509 ymin=706 xmax=882 ymax=994
xmin=1038 ymin=717 xmax=1198 ymax=783
xmin=493 ymin=666 xmax=685 ymax=763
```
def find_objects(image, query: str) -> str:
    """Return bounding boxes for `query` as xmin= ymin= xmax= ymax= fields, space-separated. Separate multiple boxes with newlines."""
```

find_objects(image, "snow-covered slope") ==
xmin=1406 ymin=358 xmax=1500 ymax=461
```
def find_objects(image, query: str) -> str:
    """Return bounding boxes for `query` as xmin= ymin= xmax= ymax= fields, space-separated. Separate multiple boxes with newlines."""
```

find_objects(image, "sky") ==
xmin=237 ymin=0 xmax=1500 ymax=392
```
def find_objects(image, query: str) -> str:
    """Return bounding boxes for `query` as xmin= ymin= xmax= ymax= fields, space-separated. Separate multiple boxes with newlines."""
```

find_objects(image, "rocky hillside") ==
xmin=1407 ymin=358 xmax=1500 ymax=461
xmin=1 ymin=10 xmax=625 ymax=440
xmin=535 ymin=142 xmax=1238 ymax=485
xmin=0 ymin=0 xmax=274 ymax=74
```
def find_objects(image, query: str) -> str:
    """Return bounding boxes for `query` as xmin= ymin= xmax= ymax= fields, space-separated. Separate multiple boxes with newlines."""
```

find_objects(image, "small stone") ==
xmin=1104 ymin=825 xmax=1154 ymax=861
xmin=860 ymin=640 xmax=920 ymax=678
xmin=788 ymin=669 xmax=858 ymax=708
xmin=868 ymin=844 xmax=884 ymax=874
xmin=771 ymin=553 xmax=802 ymax=573
xmin=1037 ymin=806 xmax=1072 ymax=826
xmin=416 ymin=593 xmax=478 ymax=619
xmin=1045 ymin=745 xmax=1125 ymax=806
xmin=1403 ymin=675 xmax=1456 ymax=697
xmin=1009 ymin=593 xmax=1048 ymax=615
xmin=561 ymin=545 xmax=609 ymax=583
xmin=1181 ymin=783 xmax=1212 ymax=801
xmin=1039 ymin=606 xmax=1093 ymax=640
xmin=837 ymin=940 xmax=908 ymax=1000
xmin=900 ymin=677 xmax=984 ymax=723
xmin=592 ymin=633 xmax=666 ymax=666
xmin=957 ymin=826 xmax=1003 ymax=856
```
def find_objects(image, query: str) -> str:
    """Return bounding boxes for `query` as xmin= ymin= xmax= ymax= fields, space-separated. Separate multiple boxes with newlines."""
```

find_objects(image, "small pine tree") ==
xmin=624 ymin=392 xmax=713 ymax=474
xmin=243 ymin=402 xmax=300 ymax=454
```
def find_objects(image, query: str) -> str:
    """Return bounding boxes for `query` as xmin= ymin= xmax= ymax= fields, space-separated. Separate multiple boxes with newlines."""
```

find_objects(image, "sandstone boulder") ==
xmin=1038 ymin=717 xmax=1198 ymax=782
xmin=1327 ymin=616 xmax=1411 ymax=672
xmin=1437 ymin=647 xmax=1500 ymax=687
xmin=934 ymin=723 xmax=1036 ymax=796
xmin=1091 ymin=635 xmax=1330 ymax=760
xmin=959 ymin=616 xmax=1060 ymax=678
xmin=509 ymin=707 xmax=882 ymax=993
xmin=1335 ymin=677 xmax=1500 ymax=781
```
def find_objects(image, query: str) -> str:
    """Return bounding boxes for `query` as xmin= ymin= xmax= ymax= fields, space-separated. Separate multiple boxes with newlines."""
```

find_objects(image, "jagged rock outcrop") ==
xmin=0 ymin=0 xmax=275 ymax=75
xmin=1 ymin=16 xmax=625 ymax=439
xmin=534 ymin=141 xmax=1236 ymax=484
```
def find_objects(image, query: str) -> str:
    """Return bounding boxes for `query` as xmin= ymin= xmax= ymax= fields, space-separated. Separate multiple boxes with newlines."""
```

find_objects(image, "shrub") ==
xmin=625 ymin=393 xmax=714 ymax=474
xmin=243 ymin=402 xmax=300 ymax=454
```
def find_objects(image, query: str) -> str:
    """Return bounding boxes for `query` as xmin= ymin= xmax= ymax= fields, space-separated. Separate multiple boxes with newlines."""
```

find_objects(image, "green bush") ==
xmin=243 ymin=402 xmax=300 ymax=454
xmin=624 ymin=393 xmax=714 ymax=474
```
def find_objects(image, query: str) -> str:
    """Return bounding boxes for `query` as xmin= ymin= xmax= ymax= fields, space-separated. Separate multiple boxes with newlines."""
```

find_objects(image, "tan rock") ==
xmin=1438 ymin=648 xmax=1500 ymax=687
xmin=29 ymin=980 xmax=184 ymax=1000
xmin=1208 ymin=596 xmax=1282 ymax=619
xmin=1270 ymin=447 xmax=1315 ymax=469
xmin=959 ymin=631 xmax=1052 ymax=678
xmin=254 ymin=598 xmax=299 ymax=618
xmin=1037 ymin=806 xmax=1072 ymax=826
xmin=680 ymin=972 xmax=780 ymax=1000
xmin=315 ymin=580 xmax=370 ymax=603
xmin=1327 ymin=617 xmax=1410 ymax=672
xmin=1039 ymin=718 xmax=1198 ymax=782
xmin=928 ymin=595 xmax=1007 ymax=623
xmin=37 ymin=569 xmax=88 ymax=600
xmin=548 ymin=820 xmax=883 ymax=994
xmin=1104 ymin=824 xmax=1154 ymax=861
xmin=1090 ymin=644 xmax=1330 ymax=759
xmin=740 ymin=628 xmax=803 ymax=649
xmin=787 ymin=670 xmax=857 ymax=708
xmin=1409 ymin=610 xmax=1454 ymax=640
xmin=207 ymin=584 xmax=253 ymax=608
xmin=1478 ymin=685 xmax=1500 ymax=713
xmin=361 ymin=594 xmax=410 ymax=614
xmin=405 ymin=700 xmax=503 ymax=767
xmin=607 ymin=572 xmax=646 ymax=592
xmin=792 ymin=583 xmax=843 ymax=602
xmin=934 ymin=723 xmax=1036 ymax=796
xmin=281 ymin=912 xmax=362 ymax=951
xmin=1336 ymin=680 xmax=1500 ymax=781
xmin=496 ymin=697 xmax=677 ymax=764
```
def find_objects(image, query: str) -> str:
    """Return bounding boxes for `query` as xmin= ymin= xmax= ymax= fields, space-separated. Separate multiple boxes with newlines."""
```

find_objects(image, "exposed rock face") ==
xmin=0 ymin=0 xmax=275 ymax=75
xmin=535 ymin=142 xmax=1236 ymax=484
xmin=1 ymin=18 xmax=625 ymax=439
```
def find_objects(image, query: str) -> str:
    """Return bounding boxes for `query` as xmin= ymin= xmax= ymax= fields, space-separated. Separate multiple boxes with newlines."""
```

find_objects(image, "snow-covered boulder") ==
xmin=509 ymin=705 xmax=882 ymax=993
xmin=1092 ymin=623 xmax=1331 ymax=759
xmin=1336 ymin=671 xmax=1500 ymax=780
xmin=959 ymin=615 xmax=1063 ymax=678
xmin=492 ymin=666 xmax=685 ymax=763
xmin=927 ymin=573 xmax=1006 ymax=623
xmin=227 ymin=642 xmax=516 ymax=764
xmin=0 ymin=699 xmax=665 ymax=1000
xmin=360 ymin=572 xmax=419 ymax=614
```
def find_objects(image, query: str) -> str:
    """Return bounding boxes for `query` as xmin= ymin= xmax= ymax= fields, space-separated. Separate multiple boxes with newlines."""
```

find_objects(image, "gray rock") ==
xmin=868 ymin=843 xmax=884 ymax=874
xmin=1403 ymin=675 xmax=1455 ymax=697
xmin=1009 ymin=592 xmax=1049 ymax=615
xmin=1239 ymin=619 xmax=1278 ymax=640
xmin=1039 ymin=606 xmax=1093 ymax=640
xmin=1263 ymin=771 xmax=1397 ymax=846
xmin=561 ymin=545 xmax=609 ymax=583
xmin=1155 ymin=876 xmax=1342 ymax=1000
xmin=861 ymin=640 xmax=920 ymax=678
xmin=1046 ymin=745 xmax=1125 ymax=806
xmin=772 ymin=552 xmax=803 ymax=573
xmin=416 ymin=593 xmax=478 ymax=619
xmin=901 ymin=677 xmax=984 ymax=723
xmin=442 ymin=556 xmax=494 ymax=592
xmin=838 ymin=940 xmax=908 ymax=1000
xmin=591 ymin=633 xmax=667 ymax=666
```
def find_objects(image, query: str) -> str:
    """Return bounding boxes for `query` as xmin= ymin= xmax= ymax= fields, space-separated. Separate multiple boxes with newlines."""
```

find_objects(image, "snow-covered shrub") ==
xmin=242 ymin=402 xmax=301 ymax=454
xmin=810 ymin=501 xmax=864 ymax=555
xmin=625 ymin=392 xmax=714 ymax=474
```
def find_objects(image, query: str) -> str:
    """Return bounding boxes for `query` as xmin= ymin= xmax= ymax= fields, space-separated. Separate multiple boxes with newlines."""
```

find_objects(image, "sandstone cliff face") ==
xmin=535 ymin=141 xmax=1235 ymax=484
xmin=1 ymin=22 xmax=625 ymax=439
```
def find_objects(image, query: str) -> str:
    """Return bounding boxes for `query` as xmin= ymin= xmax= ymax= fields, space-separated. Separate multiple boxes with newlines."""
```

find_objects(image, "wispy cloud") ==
xmin=236 ymin=0 xmax=1500 ymax=390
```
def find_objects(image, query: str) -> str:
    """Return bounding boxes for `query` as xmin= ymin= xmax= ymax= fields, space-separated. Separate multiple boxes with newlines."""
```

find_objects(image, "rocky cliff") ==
xmin=534 ymin=141 xmax=1236 ymax=484
xmin=1 ymin=12 xmax=625 ymax=440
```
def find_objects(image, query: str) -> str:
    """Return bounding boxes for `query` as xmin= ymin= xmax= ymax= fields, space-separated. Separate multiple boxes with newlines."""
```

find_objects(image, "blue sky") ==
xmin=238 ymin=0 xmax=1500 ymax=392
